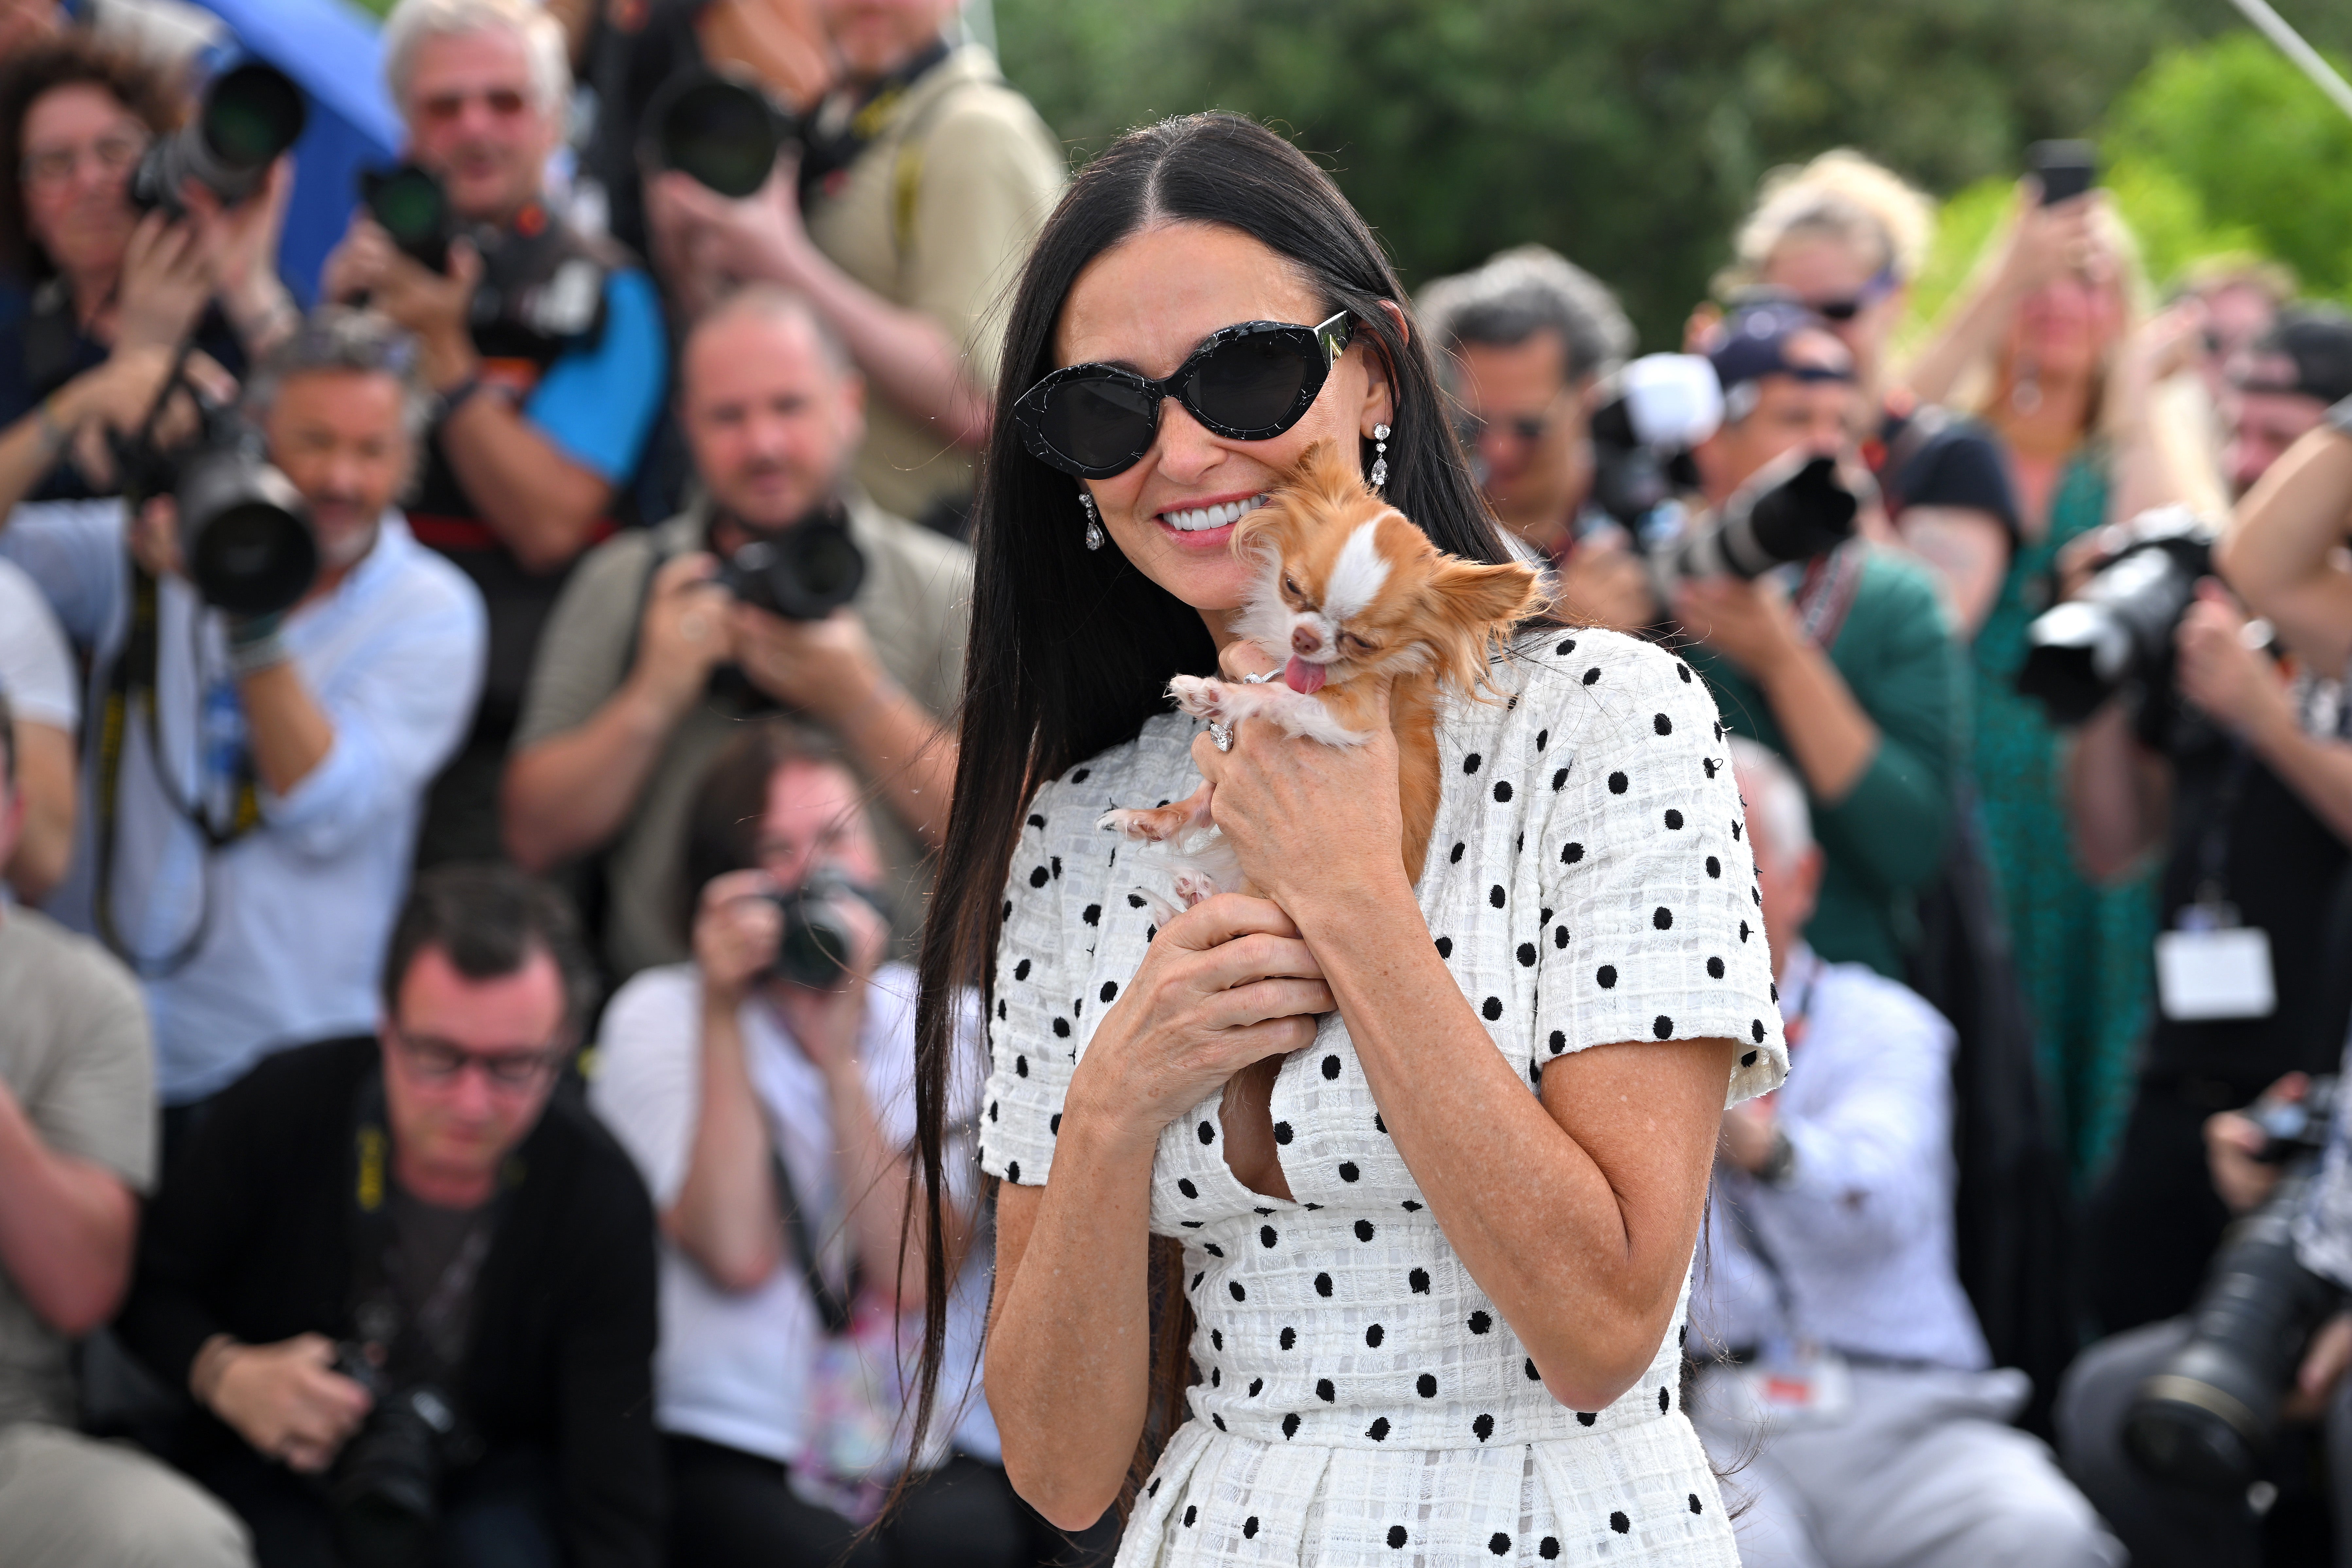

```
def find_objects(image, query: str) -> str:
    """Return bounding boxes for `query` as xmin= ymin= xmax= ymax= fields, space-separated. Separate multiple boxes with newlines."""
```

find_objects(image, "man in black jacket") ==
xmin=118 ymin=864 xmax=662 ymax=1568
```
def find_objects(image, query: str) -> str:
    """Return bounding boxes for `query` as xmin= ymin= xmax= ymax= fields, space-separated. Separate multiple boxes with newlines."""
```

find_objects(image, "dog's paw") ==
xmin=1132 ymin=887 xmax=1183 ymax=926
xmin=1172 ymin=870 xmax=1224 ymax=908
xmin=1168 ymin=674 xmax=1230 ymax=722
xmin=1098 ymin=806 xmax=1190 ymax=843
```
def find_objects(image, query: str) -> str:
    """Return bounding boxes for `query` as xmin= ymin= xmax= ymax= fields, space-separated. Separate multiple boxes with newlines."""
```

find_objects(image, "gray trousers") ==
xmin=1688 ymin=1362 xmax=2124 ymax=1568
xmin=2057 ymin=1317 xmax=2352 ymax=1568
xmin=0 ymin=1421 xmax=251 ymax=1568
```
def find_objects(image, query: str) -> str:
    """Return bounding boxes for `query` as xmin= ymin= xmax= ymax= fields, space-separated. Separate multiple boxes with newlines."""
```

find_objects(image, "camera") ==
xmin=1651 ymin=448 xmax=1860 ymax=586
xmin=328 ymin=1344 xmax=477 ymax=1568
xmin=353 ymin=163 xmax=607 ymax=342
xmin=358 ymin=163 xmax=457 ymax=274
xmin=2124 ymin=1076 xmax=2345 ymax=1497
xmin=2015 ymin=507 xmax=2216 ymax=728
xmin=112 ymin=377 xmax=317 ymax=618
xmin=1587 ymin=353 xmax=1720 ymax=536
xmin=130 ymin=62 xmax=305 ymax=216
xmin=714 ymin=507 xmax=867 ymax=621
xmin=641 ymin=66 xmax=797 ymax=200
xmin=764 ymin=865 xmax=885 ymax=989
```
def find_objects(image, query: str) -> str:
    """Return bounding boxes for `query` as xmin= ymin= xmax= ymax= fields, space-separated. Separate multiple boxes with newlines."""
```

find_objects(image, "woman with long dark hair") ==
xmin=911 ymin=114 xmax=1786 ymax=1565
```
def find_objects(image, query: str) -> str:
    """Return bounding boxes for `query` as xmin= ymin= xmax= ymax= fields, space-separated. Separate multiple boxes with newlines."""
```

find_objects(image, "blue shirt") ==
xmin=1 ymin=501 xmax=486 ymax=1102
xmin=521 ymin=266 xmax=667 ymax=486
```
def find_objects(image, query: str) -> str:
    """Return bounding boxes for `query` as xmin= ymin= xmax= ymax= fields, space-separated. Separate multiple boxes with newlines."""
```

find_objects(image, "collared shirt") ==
xmin=1694 ymin=944 xmax=1992 ymax=1371
xmin=0 ymin=501 xmax=486 ymax=1103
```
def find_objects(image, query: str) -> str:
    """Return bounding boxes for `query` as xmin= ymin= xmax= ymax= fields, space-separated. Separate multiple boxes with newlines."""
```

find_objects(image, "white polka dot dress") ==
xmin=981 ymin=629 xmax=1788 ymax=1566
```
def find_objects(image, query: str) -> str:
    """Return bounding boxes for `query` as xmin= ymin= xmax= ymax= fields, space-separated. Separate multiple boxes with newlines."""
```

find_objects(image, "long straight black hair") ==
xmin=904 ymin=112 xmax=1513 ymax=1504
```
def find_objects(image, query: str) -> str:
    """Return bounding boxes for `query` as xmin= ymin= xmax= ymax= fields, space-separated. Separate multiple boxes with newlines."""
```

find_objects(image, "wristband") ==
xmin=33 ymin=393 xmax=71 ymax=455
xmin=437 ymin=374 xmax=488 ymax=417
xmin=227 ymin=612 xmax=291 ymax=675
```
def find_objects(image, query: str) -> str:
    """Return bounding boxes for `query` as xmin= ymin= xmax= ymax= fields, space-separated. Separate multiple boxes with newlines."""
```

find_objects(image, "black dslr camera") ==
xmin=2124 ymin=1076 xmax=2345 ymax=1496
xmin=355 ymin=163 xmax=608 ymax=343
xmin=640 ymin=65 xmax=799 ymax=200
xmin=763 ymin=866 xmax=886 ymax=989
xmin=328 ymin=1344 xmax=479 ymax=1568
xmin=714 ymin=504 xmax=867 ymax=621
xmin=112 ymin=361 xmax=316 ymax=618
xmin=2016 ymin=507 xmax=2220 ymax=728
xmin=130 ymin=61 xmax=305 ymax=217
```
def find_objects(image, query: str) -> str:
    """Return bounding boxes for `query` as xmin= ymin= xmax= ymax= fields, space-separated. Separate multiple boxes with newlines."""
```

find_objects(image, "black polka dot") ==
xmin=1448 ymin=841 xmax=1465 ymax=864
xmin=1281 ymin=1326 xmax=1297 ymax=1350
xmin=1664 ymin=809 xmax=1683 ymax=829
xmin=1537 ymin=728 xmax=1550 ymax=749
xmin=1245 ymin=1516 xmax=1260 ymax=1539
xmin=1367 ymin=1416 xmax=1390 ymax=1441
xmin=1468 ymin=1309 xmax=1493 ymax=1333
xmin=1577 ymin=1411 xmax=1596 ymax=1426
xmin=1028 ymin=812 xmax=1045 ymax=829
xmin=1051 ymin=856 xmax=1062 ymax=880
xmin=1002 ymin=900 xmax=1011 ymax=921
xmin=1653 ymin=1015 xmax=1674 ymax=1039
xmin=1072 ymin=768 xmax=1091 ymax=783
xmin=1517 ymin=943 xmax=1537 ymax=968
xmin=1739 ymin=919 xmax=1751 ymax=942
xmin=1611 ymin=1510 xmax=1631 ymax=1535
xmin=1373 ymin=1112 xmax=1387 ymax=1134
xmin=1653 ymin=906 xmax=1673 ymax=930
xmin=1197 ymin=1122 xmax=1215 ymax=1144
xmin=1053 ymin=1017 xmax=1071 ymax=1037
xmin=1015 ymin=1055 xmax=1028 ymax=1078
xmin=1526 ymin=1359 xmax=1542 ymax=1381
xmin=1557 ymin=638 xmax=1577 ymax=655
xmin=1182 ymin=1504 xmax=1197 ymax=1527
xmin=1387 ymin=1525 xmax=1408 ymax=1549
xmin=1322 ymin=1054 xmax=1342 ymax=1080
xmin=1338 ymin=1162 xmax=1360 ymax=1183
xmin=1203 ymin=1244 xmax=1224 ymax=1258
xmin=1274 ymin=1121 xmax=1294 ymax=1145
xmin=1028 ymin=866 xmax=1049 ymax=888
xmin=1409 ymin=1268 xmax=1430 ymax=1293
xmin=1489 ymin=1531 xmax=1511 ymax=1555
xmin=1261 ymin=1226 xmax=1279 ymax=1249
xmin=1704 ymin=757 xmax=1719 ymax=778
xmin=1752 ymin=1018 xmax=1767 ymax=1042
xmin=1554 ymin=926 xmax=1569 ymax=950
xmin=1653 ymin=712 xmax=1673 ymax=736
xmin=1229 ymin=1281 xmax=1246 ymax=1301
xmin=1128 ymin=893 xmax=1146 ymax=909
xmin=1489 ymin=884 xmax=1507 ymax=908
xmin=1283 ymin=1412 xmax=1301 ymax=1438
xmin=1178 ymin=1178 xmax=1199 ymax=1199
xmin=1607 ymin=771 xmax=1629 ymax=794
xmin=1050 ymin=1114 xmax=1062 ymax=1135
xmin=1083 ymin=903 xmax=1102 ymax=926
xmin=1658 ymin=1385 xmax=1671 ymax=1412
xmin=1482 ymin=995 xmax=1504 ymax=1020
xmin=1582 ymin=667 xmax=1601 ymax=685
xmin=1731 ymin=817 xmax=1742 ymax=840
xmin=988 ymin=1101 xmax=998 ymax=1122
xmin=1463 ymin=752 xmax=1482 ymax=774
xmin=1560 ymin=841 xmax=1584 ymax=865
xmin=1211 ymin=1329 xmax=1224 ymax=1350
xmin=1315 ymin=1273 xmax=1333 ymax=1298
xmin=1417 ymin=1373 xmax=1437 ymax=1398
xmin=1100 ymin=981 xmax=1118 ymax=1003
xmin=1014 ymin=958 xmax=1032 ymax=981
xmin=1402 ymin=1199 xmax=1422 ymax=1211
xmin=1355 ymin=1220 xmax=1375 ymax=1242
xmin=1474 ymin=1413 xmax=1496 ymax=1442
xmin=1742 ymin=1050 xmax=1758 ymax=1066
xmin=1005 ymin=1160 xmax=1019 ymax=1183
xmin=1318 ymin=1378 xmax=1336 ymax=1402
xmin=1706 ymin=856 xmax=1722 ymax=879
xmin=1435 ymin=935 xmax=1453 ymax=959
xmin=1493 ymin=779 xmax=1513 ymax=803
xmin=1552 ymin=766 xmax=1570 ymax=791
xmin=995 ymin=999 xmax=1006 ymax=1021
xmin=1677 ymin=662 xmax=1693 ymax=683
xmin=1707 ymin=956 xmax=1725 ymax=979
xmin=1541 ymin=1539 xmax=1561 ymax=1560
xmin=1366 ymin=1323 xmax=1384 ymax=1347
xmin=1596 ymin=965 xmax=1617 ymax=989
xmin=1689 ymin=1494 xmax=1703 ymax=1515
xmin=1211 ymin=1365 xmax=1221 ymax=1385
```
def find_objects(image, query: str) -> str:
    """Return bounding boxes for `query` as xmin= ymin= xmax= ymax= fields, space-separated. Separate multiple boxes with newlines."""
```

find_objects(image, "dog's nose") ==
xmin=1291 ymin=624 xmax=1323 ymax=656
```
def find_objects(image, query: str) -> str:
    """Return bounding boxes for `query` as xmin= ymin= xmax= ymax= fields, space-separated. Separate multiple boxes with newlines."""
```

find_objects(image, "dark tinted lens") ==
xmin=1812 ymin=298 xmax=1861 ymax=322
xmin=1040 ymin=375 xmax=1158 ymax=470
xmin=188 ymin=500 xmax=317 ymax=618
xmin=369 ymin=169 xmax=444 ymax=245
xmin=660 ymin=78 xmax=780 ymax=198
xmin=204 ymin=65 xmax=305 ymax=170
xmin=1187 ymin=329 xmax=1314 ymax=434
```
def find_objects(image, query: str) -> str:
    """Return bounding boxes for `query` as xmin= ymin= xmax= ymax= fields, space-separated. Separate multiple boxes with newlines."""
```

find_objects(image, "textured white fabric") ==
xmin=0 ymin=558 xmax=77 ymax=731
xmin=980 ymin=630 xmax=1787 ymax=1566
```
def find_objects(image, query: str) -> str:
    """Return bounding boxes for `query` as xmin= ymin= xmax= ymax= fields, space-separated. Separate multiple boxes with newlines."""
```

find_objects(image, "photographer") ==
xmin=2065 ymin=366 xmax=2352 ymax=1335
xmin=1418 ymin=245 xmax=1646 ymax=626
xmin=326 ymin=0 xmax=669 ymax=865
xmin=645 ymin=0 xmax=1064 ymax=532
xmin=117 ymin=863 xmax=663 ymax=1568
xmin=0 ymin=693 xmax=255 ymax=1568
xmin=1675 ymin=297 xmax=1967 ymax=980
xmin=0 ymin=309 xmax=485 ymax=1115
xmin=1692 ymin=740 xmax=2119 ymax=1568
xmin=591 ymin=719 xmax=1045 ymax=1567
xmin=0 ymin=34 xmax=299 ymax=519
xmin=504 ymin=286 xmax=967 ymax=978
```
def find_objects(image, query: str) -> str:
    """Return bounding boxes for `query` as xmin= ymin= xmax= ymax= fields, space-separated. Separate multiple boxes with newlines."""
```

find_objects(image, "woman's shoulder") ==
xmin=1496 ymin=626 xmax=1719 ymax=745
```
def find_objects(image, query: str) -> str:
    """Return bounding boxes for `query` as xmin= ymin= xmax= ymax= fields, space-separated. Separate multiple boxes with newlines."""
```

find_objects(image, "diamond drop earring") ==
xmin=1370 ymin=423 xmax=1391 ymax=491
xmin=1078 ymin=488 xmax=1104 ymax=550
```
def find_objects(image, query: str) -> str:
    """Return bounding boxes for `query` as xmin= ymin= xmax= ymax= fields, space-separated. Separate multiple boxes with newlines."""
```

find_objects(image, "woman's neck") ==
xmin=1994 ymin=368 xmax=2094 ymax=461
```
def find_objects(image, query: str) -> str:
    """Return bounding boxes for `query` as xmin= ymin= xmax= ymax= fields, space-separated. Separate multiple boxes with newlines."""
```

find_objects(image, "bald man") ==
xmin=503 ymin=286 xmax=970 ymax=976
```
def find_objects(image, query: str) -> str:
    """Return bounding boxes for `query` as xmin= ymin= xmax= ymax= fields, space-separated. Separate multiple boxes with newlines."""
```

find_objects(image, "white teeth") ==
xmin=1163 ymin=494 xmax=1268 ymax=532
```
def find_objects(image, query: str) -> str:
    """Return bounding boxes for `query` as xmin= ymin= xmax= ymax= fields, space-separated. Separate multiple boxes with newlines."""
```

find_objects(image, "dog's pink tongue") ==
xmin=1284 ymin=656 xmax=1328 ymax=694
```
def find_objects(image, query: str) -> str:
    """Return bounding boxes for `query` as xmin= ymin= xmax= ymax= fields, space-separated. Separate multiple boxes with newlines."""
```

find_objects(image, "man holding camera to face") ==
xmin=504 ymin=285 xmax=967 ymax=979
xmin=0 ymin=309 xmax=484 ymax=1121
xmin=325 ymin=0 xmax=669 ymax=867
xmin=117 ymin=863 xmax=663 ymax=1568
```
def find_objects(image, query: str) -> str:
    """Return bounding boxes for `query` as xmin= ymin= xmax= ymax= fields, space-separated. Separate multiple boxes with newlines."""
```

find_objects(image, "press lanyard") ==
xmin=2181 ymin=742 xmax=2258 ymax=926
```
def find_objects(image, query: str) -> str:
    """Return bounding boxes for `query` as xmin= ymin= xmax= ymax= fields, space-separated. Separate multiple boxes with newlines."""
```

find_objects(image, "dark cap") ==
xmin=2239 ymin=304 xmax=2352 ymax=407
xmin=1704 ymin=296 xmax=1855 ymax=409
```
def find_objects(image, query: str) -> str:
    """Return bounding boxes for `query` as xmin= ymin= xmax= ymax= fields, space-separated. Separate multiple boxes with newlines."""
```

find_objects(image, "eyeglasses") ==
xmin=1013 ymin=311 xmax=1354 ymax=479
xmin=389 ymin=1027 xmax=566 ymax=1090
xmin=20 ymin=130 xmax=149 ymax=189
xmin=416 ymin=86 xmax=532 ymax=125
xmin=1804 ymin=268 xmax=1901 ymax=323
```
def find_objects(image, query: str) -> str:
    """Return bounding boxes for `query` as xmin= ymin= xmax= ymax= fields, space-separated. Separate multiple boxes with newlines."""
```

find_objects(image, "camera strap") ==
xmin=1791 ymin=541 xmax=1865 ymax=650
xmin=89 ymin=562 xmax=264 ymax=976
xmin=768 ymin=1136 xmax=856 ymax=1337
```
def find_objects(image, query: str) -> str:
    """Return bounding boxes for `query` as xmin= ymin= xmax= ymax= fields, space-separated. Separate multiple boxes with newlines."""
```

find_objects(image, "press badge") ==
xmin=2155 ymin=901 xmax=2276 ymax=1022
xmin=1738 ymin=1343 xmax=1852 ymax=1425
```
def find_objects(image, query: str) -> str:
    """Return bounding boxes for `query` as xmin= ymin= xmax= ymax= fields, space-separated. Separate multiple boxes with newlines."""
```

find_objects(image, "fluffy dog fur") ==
xmin=1101 ymin=441 xmax=1545 ymax=910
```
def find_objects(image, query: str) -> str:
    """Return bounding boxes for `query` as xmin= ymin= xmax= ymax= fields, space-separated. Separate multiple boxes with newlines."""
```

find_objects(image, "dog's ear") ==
xmin=1294 ymin=438 xmax=1373 ymax=508
xmin=1231 ymin=493 xmax=1298 ymax=565
xmin=1424 ymin=558 xmax=1548 ymax=689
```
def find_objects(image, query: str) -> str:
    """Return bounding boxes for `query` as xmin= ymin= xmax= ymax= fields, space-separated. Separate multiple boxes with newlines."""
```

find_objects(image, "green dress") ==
xmin=1972 ymin=453 xmax=2158 ymax=1182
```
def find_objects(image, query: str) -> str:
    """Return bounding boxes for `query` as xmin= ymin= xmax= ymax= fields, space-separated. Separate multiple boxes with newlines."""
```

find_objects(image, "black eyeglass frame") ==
xmin=1012 ymin=310 xmax=1355 ymax=480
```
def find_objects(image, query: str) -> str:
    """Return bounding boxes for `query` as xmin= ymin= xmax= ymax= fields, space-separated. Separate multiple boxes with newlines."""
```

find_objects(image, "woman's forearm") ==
xmin=1756 ymin=641 xmax=1879 ymax=804
xmin=985 ymin=1107 xmax=1160 ymax=1530
xmin=2219 ymin=430 xmax=2352 ymax=677
xmin=666 ymin=997 xmax=786 ymax=1292
xmin=1291 ymin=877 xmax=1730 ymax=1411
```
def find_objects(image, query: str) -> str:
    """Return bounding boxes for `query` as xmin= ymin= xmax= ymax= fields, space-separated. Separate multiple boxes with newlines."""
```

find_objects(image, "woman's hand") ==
xmin=184 ymin=158 xmax=297 ymax=346
xmin=113 ymin=212 xmax=214 ymax=353
xmin=1990 ymin=183 xmax=2099 ymax=303
xmin=1066 ymin=895 xmax=1332 ymax=1156
xmin=693 ymin=870 xmax=782 ymax=1010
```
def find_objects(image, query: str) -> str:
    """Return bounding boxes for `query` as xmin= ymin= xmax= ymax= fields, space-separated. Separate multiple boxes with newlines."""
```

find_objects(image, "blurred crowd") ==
xmin=0 ymin=0 xmax=2349 ymax=1563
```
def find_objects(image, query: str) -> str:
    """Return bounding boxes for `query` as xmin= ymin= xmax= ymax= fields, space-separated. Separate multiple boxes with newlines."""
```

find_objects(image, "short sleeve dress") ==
xmin=980 ymin=629 xmax=1788 ymax=1567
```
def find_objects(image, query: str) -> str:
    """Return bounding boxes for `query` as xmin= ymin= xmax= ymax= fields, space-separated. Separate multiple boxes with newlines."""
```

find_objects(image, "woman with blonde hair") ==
xmin=1902 ymin=183 xmax=2219 ymax=1178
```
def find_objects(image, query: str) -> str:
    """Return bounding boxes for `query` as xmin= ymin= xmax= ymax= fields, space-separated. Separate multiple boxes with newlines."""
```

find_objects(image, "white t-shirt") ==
xmin=589 ymin=960 xmax=999 ymax=1466
xmin=0 ymin=557 xmax=78 ymax=733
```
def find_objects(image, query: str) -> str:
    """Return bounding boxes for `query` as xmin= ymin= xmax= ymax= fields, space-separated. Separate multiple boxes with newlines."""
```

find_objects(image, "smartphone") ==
xmin=2029 ymin=140 xmax=2096 ymax=206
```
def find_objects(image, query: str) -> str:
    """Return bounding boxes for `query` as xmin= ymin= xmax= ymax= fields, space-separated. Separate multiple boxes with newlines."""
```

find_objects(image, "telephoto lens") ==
xmin=358 ymin=163 xmax=456 ymax=273
xmin=176 ymin=425 xmax=318 ymax=618
xmin=1652 ymin=448 xmax=1859 ymax=586
xmin=131 ymin=62 xmax=306 ymax=215
xmin=643 ymin=67 xmax=794 ymax=199
xmin=716 ymin=511 xmax=867 ymax=621
xmin=2016 ymin=507 xmax=2214 ymax=727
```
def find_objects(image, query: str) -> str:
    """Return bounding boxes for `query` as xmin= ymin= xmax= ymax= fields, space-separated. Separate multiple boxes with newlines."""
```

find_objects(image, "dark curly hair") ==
xmin=0 ymin=34 xmax=184 ymax=283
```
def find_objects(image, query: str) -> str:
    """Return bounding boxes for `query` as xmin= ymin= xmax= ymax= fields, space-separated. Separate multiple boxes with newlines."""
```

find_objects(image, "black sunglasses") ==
xmin=1013 ymin=311 xmax=1354 ymax=479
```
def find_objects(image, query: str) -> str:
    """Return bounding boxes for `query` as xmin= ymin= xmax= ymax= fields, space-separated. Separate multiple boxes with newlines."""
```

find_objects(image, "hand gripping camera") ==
xmin=2016 ymin=507 xmax=2221 ymax=728
xmin=130 ymin=62 xmax=306 ymax=216
xmin=761 ymin=866 xmax=887 ymax=989
xmin=640 ymin=65 xmax=799 ymax=200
